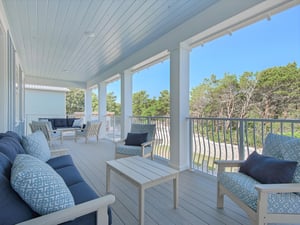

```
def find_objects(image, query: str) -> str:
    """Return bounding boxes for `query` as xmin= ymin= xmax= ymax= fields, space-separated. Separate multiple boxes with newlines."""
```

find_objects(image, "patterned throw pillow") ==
xmin=72 ymin=118 xmax=83 ymax=128
xmin=21 ymin=130 xmax=51 ymax=162
xmin=281 ymin=138 xmax=300 ymax=183
xmin=11 ymin=154 xmax=74 ymax=215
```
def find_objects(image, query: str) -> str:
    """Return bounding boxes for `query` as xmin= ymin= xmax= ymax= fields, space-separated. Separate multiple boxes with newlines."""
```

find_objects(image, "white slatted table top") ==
xmin=106 ymin=156 xmax=178 ymax=189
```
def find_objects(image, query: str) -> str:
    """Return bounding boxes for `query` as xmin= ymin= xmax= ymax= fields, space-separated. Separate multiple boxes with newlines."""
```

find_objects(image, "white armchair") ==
xmin=29 ymin=121 xmax=61 ymax=146
xmin=75 ymin=121 xmax=102 ymax=144
xmin=115 ymin=123 xmax=156 ymax=159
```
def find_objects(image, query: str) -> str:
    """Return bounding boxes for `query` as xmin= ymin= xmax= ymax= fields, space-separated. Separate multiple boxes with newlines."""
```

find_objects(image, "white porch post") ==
xmin=84 ymin=88 xmax=93 ymax=122
xmin=0 ymin=26 xmax=7 ymax=132
xmin=169 ymin=43 xmax=190 ymax=171
xmin=120 ymin=70 xmax=132 ymax=139
xmin=98 ymin=82 xmax=106 ymax=138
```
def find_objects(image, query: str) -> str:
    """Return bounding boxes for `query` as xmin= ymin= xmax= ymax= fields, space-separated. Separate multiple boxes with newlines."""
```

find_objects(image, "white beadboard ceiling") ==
xmin=2 ymin=0 xmax=298 ymax=88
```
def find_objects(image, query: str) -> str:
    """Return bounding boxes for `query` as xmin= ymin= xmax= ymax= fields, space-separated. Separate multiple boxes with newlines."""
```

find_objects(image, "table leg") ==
xmin=173 ymin=174 xmax=178 ymax=208
xmin=106 ymin=165 xmax=111 ymax=193
xmin=139 ymin=186 xmax=144 ymax=225
xmin=60 ymin=131 xmax=63 ymax=144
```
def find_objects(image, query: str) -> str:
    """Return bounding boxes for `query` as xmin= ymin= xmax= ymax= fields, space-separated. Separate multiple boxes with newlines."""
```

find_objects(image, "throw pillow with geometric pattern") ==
xmin=21 ymin=130 xmax=51 ymax=162
xmin=11 ymin=154 xmax=75 ymax=215
xmin=281 ymin=138 xmax=300 ymax=183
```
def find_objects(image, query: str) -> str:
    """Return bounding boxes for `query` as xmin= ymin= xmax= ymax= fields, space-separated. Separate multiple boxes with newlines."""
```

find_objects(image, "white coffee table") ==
xmin=57 ymin=127 xmax=80 ymax=143
xmin=106 ymin=156 xmax=179 ymax=225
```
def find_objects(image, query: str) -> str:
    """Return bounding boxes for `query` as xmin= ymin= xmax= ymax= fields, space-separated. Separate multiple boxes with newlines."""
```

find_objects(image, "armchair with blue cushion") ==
xmin=115 ymin=124 xmax=156 ymax=160
xmin=214 ymin=133 xmax=300 ymax=225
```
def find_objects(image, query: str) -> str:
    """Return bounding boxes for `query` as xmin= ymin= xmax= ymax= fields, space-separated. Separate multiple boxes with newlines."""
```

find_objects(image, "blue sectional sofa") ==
xmin=39 ymin=118 xmax=84 ymax=130
xmin=0 ymin=131 xmax=114 ymax=225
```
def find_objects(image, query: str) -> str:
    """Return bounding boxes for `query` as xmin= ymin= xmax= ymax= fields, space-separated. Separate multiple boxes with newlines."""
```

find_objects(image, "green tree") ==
xmin=132 ymin=91 xmax=150 ymax=116
xmin=190 ymin=62 xmax=299 ymax=120
xmin=190 ymin=82 xmax=210 ymax=117
xmin=236 ymin=72 xmax=257 ymax=118
xmin=66 ymin=88 xmax=85 ymax=115
xmin=92 ymin=92 xmax=98 ymax=112
xmin=107 ymin=92 xmax=121 ymax=115
xmin=254 ymin=62 xmax=300 ymax=118
xmin=156 ymin=90 xmax=170 ymax=116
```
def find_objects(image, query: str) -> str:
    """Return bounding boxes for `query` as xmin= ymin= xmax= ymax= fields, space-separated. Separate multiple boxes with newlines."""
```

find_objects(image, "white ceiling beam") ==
xmin=25 ymin=75 xmax=86 ymax=89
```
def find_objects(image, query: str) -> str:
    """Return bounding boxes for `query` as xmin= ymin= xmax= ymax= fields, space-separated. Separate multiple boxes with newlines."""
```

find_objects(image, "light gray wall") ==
xmin=25 ymin=89 xmax=66 ymax=122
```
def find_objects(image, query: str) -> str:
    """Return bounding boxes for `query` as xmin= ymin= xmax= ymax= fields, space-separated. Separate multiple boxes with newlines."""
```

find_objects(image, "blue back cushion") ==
xmin=0 ymin=131 xmax=22 ymax=142
xmin=54 ymin=119 xmax=67 ymax=128
xmin=0 ymin=152 xmax=12 ymax=179
xmin=0 ymin=136 xmax=25 ymax=162
xmin=263 ymin=133 xmax=296 ymax=159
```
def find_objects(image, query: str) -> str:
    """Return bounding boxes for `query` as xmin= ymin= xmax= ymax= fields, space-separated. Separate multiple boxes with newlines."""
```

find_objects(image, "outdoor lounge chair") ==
xmin=115 ymin=123 xmax=156 ymax=159
xmin=29 ymin=121 xmax=61 ymax=146
xmin=75 ymin=121 xmax=102 ymax=144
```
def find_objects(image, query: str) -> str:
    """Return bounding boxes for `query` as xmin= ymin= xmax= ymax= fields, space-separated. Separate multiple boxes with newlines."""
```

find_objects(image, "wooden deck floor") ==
xmin=60 ymin=138 xmax=252 ymax=225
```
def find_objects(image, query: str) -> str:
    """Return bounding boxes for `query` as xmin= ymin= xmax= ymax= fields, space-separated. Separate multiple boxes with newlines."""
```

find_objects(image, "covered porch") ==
xmin=1 ymin=0 xmax=299 ymax=172
xmin=0 ymin=1 xmax=299 ymax=224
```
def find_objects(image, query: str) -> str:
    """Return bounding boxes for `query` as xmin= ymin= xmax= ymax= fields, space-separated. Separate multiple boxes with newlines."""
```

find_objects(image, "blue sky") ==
xmin=107 ymin=5 xmax=300 ymax=102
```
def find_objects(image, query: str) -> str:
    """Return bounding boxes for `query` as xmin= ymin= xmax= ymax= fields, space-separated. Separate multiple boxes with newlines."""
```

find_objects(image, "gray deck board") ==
xmin=59 ymin=138 xmax=253 ymax=225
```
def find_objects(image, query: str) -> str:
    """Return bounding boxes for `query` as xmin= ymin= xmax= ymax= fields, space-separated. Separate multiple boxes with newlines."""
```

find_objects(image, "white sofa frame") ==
xmin=215 ymin=160 xmax=300 ymax=225
xmin=17 ymin=195 xmax=115 ymax=225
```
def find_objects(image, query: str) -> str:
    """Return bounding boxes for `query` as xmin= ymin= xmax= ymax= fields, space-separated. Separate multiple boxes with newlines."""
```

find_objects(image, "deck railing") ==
xmin=189 ymin=117 xmax=300 ymax=175
xmin=26 ymin=114 xmax=300 ymax=176
xmin=131 ymin=116 xmax=300 ymax=175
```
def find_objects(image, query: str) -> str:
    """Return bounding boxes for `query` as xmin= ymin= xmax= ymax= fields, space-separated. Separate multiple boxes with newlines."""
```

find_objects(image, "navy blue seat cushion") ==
xmin=125 ymin=132 xmax=148 ymax=146
xmin=68 ymin=182 xmax=98 ymax=204
xmin=55 ymin=166 xmax=84 ymax=186
xmin=62 ymin=182 xmax=98 ymax=225
xmin=63 ymin=182 xmax=112 ymax=225
xmin=0 ymin=152 xmax=12 ymax=179
xmin=0 ymin=174 xmax=37 ymax=224
xmin=47 ymin=155 xmax=75 ymax=169
xmin=239 ymin=151 xmax=298 ymax=184
xmin=0 ymin=136 xmax=25 ymax=162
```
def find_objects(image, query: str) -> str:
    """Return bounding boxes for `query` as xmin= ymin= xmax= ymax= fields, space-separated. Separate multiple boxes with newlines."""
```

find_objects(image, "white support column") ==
xmin=169 ymin=43 xmax=190 ymax=171
xmin=98 ymin=82 xmax=107 ymax=139
xmin=0 ymin=25 xmax=7 ymax=132
xmin=84 ymin=88 xmax=93 ymax=122
xmin=120 ymin=70 xmax=133 ymax=139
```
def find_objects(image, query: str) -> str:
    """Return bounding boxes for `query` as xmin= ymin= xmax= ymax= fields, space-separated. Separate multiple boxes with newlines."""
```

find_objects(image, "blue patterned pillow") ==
xmin=21 ymin=131 xmax=51 ymax=162
xmin=11 ymin=154 xmax=74 ymax=215
xmin=281 ymin=138 xmax=300 ymax=183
